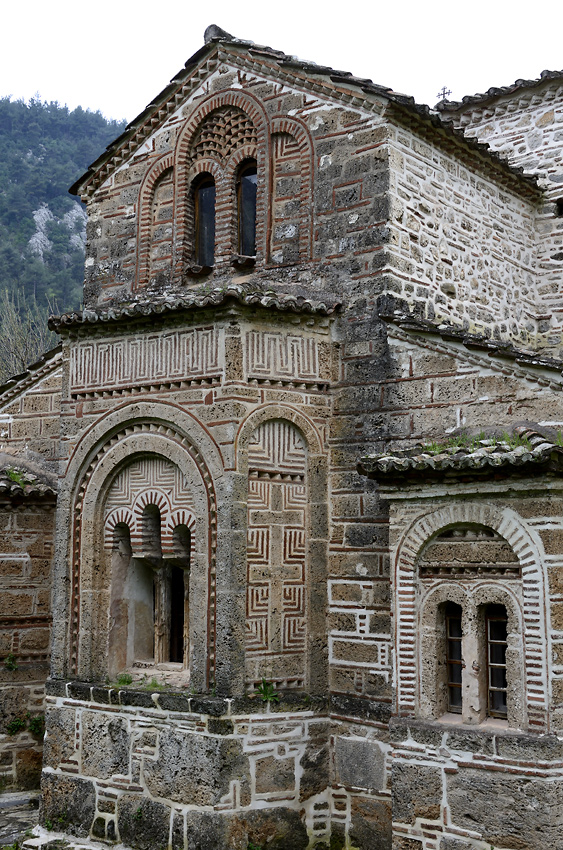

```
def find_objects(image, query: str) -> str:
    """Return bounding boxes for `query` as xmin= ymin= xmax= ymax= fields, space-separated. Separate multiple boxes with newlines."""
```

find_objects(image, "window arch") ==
xmin=192 ymin=173 xmax=216 ymax=268
xmin=236 ymin=159 xmax=257 ymax=258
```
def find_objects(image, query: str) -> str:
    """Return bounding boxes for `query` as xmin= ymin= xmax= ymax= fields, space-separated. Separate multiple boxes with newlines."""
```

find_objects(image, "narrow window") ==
xmin=169 ymin=566 xmax=185 ymax=663
xmin=237 ymin=161 xmax=257 ymax=257
xmin=445 ymin=602 xmax=463 ymax=713
xmin=194 ymin=175 xmax=216 ymax=267
xmin=486 ymin=604 xmax=508 ymax=718
xmin=169 ymin=525 xmax=190 ymax=664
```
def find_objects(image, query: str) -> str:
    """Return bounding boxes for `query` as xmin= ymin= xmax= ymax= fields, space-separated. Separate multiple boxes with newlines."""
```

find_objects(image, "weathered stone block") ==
xmin=143 ymin=727 xmax=249 ymax=806
xmin=350 ymin=796 xmax=391 ymax=850
xmin=41 ymin=773 xmax=96 ymax=837
xmin=117 ymin=794 xmax=172 ymax=850
xmin=43 ymin=706 xmax=76 ymax=768
xmin=392 ymin=762 xmax=442 ymax=823
xmin=15 ymin=748 xmax=42 ymax=789
xmin=334 ymin=736 xmax=385 ymax=791
xmin=81 ymin=711 xmax=130 ymax=779
xmin=447 ymin=768 xmax=558 ymax=849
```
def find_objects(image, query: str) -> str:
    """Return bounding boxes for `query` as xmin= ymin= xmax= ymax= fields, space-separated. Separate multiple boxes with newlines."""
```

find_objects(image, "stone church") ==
xmin=1 ymin=23 xmax=563 ymax=850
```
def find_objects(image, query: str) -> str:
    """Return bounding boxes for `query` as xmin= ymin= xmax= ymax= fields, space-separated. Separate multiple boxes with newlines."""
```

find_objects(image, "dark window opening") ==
xmin=556 ymin=198 xmax=563 ymax=217
xmin=486 ymin=604 xmax=508 ymax=718
xmin=194 ymin=175 xmax=216 ymax=267
xmin=237 ymin=161 xmax=257 ymax=257
xmin=445 ymin=602 xmax=463 ymax=713
xmin=169 ymin=566 xmax=185 ymax=663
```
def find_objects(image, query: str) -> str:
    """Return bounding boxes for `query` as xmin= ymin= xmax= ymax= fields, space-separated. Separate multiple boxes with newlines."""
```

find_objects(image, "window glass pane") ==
xmin=449 ymin=686 xmax=462 ymax=709
xmin=486 ymin=605 xmax=508 ymax=718
xmin=445 ymin=603 xmax=463 ymax=713
xmin=490 ymin=689 xmax=507 ymax=715
xmin=490 ymin=666 xmax=507 ymax=690
xmin=195 ymin=179 xmax=215 ymax=266
xmin=449 ymin=663 xmax=462 ymax=685
xmin=448 ymin=617 xmax=462 ymax=639
xmin=448 ymin=639 xmax=462 ymax=661
xmin=238 ymin=164 xmax=257 ymax=256
xmin=489 ymin=619 xmax=507 ymax=642
xmin=489 ymin=642 xmax=506 ymax=665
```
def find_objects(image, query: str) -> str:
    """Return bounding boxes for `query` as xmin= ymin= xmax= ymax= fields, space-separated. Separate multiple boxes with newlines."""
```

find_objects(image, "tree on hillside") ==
xmin=0 ymin=96 xmax=127 ymax=312
xmin=0 ymin=291 xmax=58 ymax=384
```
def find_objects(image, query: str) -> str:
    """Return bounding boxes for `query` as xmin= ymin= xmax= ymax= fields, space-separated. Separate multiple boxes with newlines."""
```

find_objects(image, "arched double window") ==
xmin=189 ymin=159 xmax=258 ymax=271
xmin=442 ymin=600 xmax=508 ymax=720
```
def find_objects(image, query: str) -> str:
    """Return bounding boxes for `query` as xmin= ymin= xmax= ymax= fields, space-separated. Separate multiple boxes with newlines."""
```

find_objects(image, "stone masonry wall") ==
xmin=0 ymin=500 xmax=55 ymax=790
xmin=42 ymin=684 xmax=332 ymax=849
xmin=80 ymin=59 xmax=389 ymax=308
xmin=0 ymin=354 xmax=62 ymax=462
xmin=390 ymin=718 xmax=563 ymax=850
xmin=386 ymin=120 xmax=538 ymax=347
xmin=445 ymin=79 xmax=563 ymax=355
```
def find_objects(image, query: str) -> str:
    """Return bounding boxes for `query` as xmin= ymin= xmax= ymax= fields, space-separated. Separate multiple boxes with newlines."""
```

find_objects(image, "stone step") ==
xmin=23 ymin=826 xmax=131 ymax=850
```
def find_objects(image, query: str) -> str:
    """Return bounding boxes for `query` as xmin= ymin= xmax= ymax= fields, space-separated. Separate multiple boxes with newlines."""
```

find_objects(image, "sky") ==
xmin=2 ymin=0 xmax=563 ymax=123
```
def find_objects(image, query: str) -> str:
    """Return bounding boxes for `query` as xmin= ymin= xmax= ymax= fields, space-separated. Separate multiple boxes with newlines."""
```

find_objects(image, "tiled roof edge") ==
xmin=436 ymin=69 xmax=563 ymax=114
xmin=70 ymin=28 xmax=540 ymax=200
xmin=379 ymin=307 xmax=563 ymax=378
xmin=0 ymin=344 xmax=63 ymax=409
xmin=49 ymin=287 xmax=341 ymax=333
xmin=358 ymin=426 xmax=563 ymax=484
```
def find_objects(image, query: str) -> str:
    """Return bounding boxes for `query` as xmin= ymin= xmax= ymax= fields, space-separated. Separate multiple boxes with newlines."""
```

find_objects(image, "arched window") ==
xmin=236 ymin=161 xmax=257 ymax=257
xmin=193 ymin=174 xmax=216 ymax=267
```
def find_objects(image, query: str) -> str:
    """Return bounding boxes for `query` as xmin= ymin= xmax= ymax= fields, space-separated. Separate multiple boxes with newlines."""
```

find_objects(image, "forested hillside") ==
xmin=0 ymin=97 xmax=126 ymax=380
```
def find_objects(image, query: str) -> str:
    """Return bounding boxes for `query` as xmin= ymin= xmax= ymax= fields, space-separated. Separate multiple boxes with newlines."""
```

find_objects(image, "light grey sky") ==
xmin=3 ymin=0 xmax=563 ymax=122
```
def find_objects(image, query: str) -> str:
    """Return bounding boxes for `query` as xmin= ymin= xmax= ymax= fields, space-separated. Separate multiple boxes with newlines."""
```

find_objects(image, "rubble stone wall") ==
xmin=387 ymin=121 xmax=538 ymax=346
xmin=444 ymin=79 xmax=563 ymax=355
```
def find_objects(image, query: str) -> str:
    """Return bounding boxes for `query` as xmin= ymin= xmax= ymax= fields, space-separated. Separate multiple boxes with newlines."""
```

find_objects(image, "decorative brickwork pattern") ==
xmin=104 ymin=457 xmax=196 ymax=556
xmin=246 ymin=330 xmax=319 ymax=385
xmin=70 ymin=326 xmax=222 ymax=394
xmin=189 ymin=106 xmax=258 ymax=163
xmin=246 ymin=420 xmax=307 ymax=689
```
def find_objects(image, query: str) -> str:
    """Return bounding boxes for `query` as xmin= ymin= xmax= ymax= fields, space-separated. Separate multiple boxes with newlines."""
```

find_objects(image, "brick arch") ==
xmin=392 ymin=502 xmax=550 ymax=730
xmin=136 ymin=154 xmax=175 ymax=289
xmin=236 ymin=404 xmax=323 ymax=469
xmin=62 ymin=404 xmax=223 ymax=688
xmin=269 ymin=116 xmax=314 ymax=263
xmin=174 ymin=90 xmax=270 ymax=273
xmin=104 ymin=507 xmax=135 ymax=547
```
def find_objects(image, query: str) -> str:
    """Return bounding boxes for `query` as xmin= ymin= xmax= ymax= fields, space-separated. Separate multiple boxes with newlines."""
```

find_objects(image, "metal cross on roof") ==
xmin=437 ymin=85 xmax=452 ymax=100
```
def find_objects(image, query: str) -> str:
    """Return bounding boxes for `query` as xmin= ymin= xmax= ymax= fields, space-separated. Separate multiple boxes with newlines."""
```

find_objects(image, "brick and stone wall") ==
xmin=0 ymin=349 xmax=62 ymax=462
xmin=0 ymin=498 xmax=55 ymax=790
xmin=40 ymin=34 xmax=563 ymax=850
